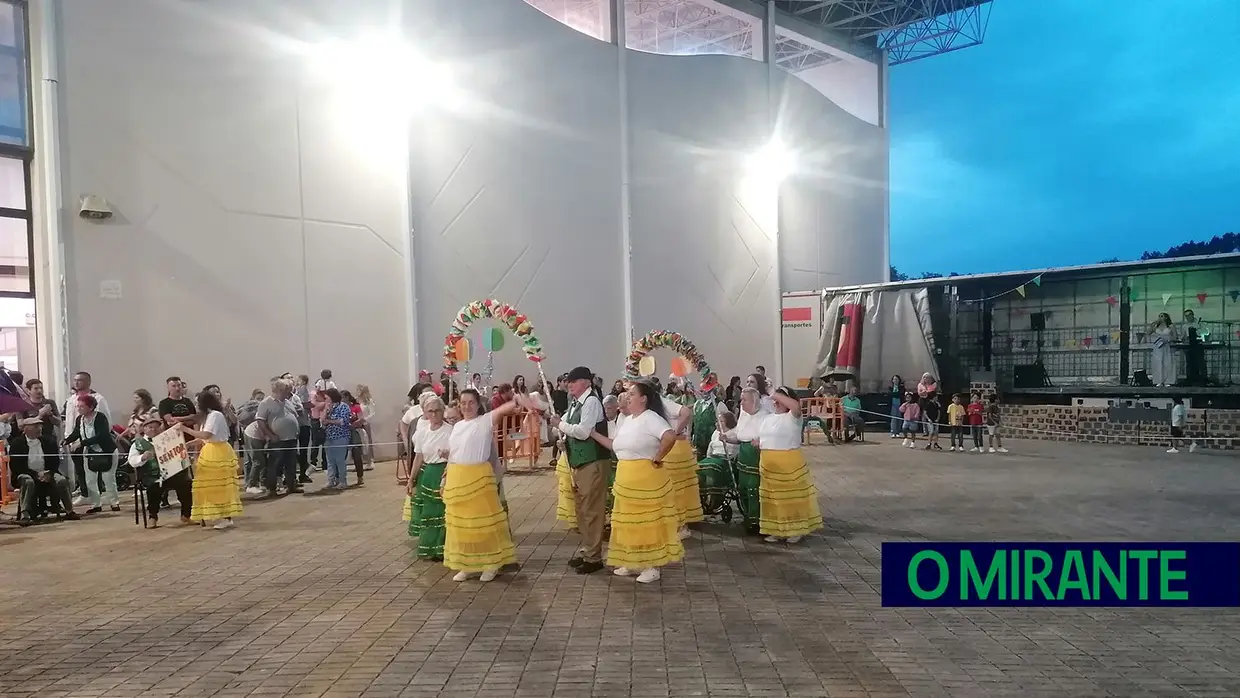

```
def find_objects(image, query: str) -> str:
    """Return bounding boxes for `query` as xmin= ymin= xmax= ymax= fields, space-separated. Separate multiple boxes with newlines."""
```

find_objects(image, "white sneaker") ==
xmin=1189 ymin=443 xmax=1198 ymax=453
xmin=902 ymin=439 xmax=911 ymax=447
xmin=72 ymin=495 xmax=90 ymax=507
xmin=765 ymin=535 xmax=781 ymax=543
xmin=970 ymin=447 xmax=979 ymax=453
xmin=890 ymin=434 xmax=899 ymax=439
xmin=907 ymin=442 xmax=916 ymax=449
xmin=997 ymin=448 xmax=1009 ymax=454
xmin=479 ymin=569 xmax=498 ymax=582
xmin=245 ymin=486 xmax=264 ymax=495
xmin=613 ymin=567 xmax=634 ymax=577
xmin=636 ymin=568 xmax=661 ymax=584
xmin=212 ymin=519 xmax=234 ymax=530
xmin=364 ymin=463 xmax=375 ymax=471
xmin=1167 ymin=448 xmax=1179 ymax=454
xmin=988 ymin=447 xmax=996 ymax=453
xmin=786 ymin=536 xmax=803 ymax=544
xmin=678 ymin=527 xmax=691 ymax=540
xmin=452 ymin=571 xmax=471 ymax=582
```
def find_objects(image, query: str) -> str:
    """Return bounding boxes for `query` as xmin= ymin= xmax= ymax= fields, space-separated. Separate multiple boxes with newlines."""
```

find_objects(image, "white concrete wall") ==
xmin=41 ymin=0 xmax=887 ymax=403
xmin=792 ymin=58 xmax=881 ymax=126
xmin=50 ymin=0 xmax=411 ymax=423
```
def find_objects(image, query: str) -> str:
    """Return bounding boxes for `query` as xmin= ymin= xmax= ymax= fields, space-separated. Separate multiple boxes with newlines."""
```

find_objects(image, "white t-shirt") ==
xmin=202 ymin=410 xmax=230 ymax=443
xmin=1171 ymin=404 xmax=1187 ymax=428
xmin=612 ymin=409 xmax=673 ymax=461
xmin=414 ymin=421 xmax=453 ymax=462
xmin=732 ymin=408 xmax=770 ymax=443
xmin=661 ymin=397 xmax=688 ymax=436
xmin=760 ymin=395 xmax=776 ymax=414
xmin=758 ymin=411 xmax=802 ymax=451
xmin=448 ymin=415 xmax=493 ymax=464
xmin=707 ymin=429 xmax=738 ymax=458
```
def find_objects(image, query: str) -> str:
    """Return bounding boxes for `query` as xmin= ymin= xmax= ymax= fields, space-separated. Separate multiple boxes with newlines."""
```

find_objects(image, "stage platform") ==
xmin=1005 ymin=383 xmax=1240 ymax=408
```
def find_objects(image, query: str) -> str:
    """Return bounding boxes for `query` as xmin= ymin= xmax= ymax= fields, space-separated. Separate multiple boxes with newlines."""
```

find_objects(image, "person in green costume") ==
xmin=407 ymin=394 xmax=451 ymax=561
xmin=545 ymin=366 xmax=610 ymax=575
xmin=126 ymin=413 xmax=170 ymax=527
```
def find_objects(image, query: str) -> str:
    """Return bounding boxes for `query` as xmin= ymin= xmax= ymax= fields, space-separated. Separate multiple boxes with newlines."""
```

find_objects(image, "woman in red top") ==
xmin=966 ymin=392 xmax=985 ymax=452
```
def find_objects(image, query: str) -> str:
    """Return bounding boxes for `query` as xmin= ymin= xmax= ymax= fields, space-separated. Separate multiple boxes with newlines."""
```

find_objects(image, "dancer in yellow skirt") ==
xmin=660 ymin=393 xmax=702 ymax=538
xmin=554 ymin=451 xmax=576 ymax=529
xmin=441 ymin=388 xmax=525 ymax=582
xmin=176 ymin=391 xmax=242 ymax=530
xmin=587 ymin=380 xmax=682 ymax=584
xmin=756 ymin=387 xmax=822 ymax=544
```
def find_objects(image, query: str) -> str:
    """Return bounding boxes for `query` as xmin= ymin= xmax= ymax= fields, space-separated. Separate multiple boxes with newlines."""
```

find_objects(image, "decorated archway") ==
xmin=442 ymin=299 xmax=546 ymax=377
xmin=624 ymin=329 xmax=715 ymax=389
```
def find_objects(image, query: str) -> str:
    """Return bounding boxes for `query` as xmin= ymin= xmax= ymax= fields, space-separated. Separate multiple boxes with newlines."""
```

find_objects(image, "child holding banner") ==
xmin=130 ymin=414 xmax=194 ymax=526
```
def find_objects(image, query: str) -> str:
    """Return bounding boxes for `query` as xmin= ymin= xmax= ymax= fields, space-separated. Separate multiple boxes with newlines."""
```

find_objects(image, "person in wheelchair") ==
xmin=9 ymin=417 xmax=80 ymax=525
xmin=841 ymin=385 xmax=865 ymax=442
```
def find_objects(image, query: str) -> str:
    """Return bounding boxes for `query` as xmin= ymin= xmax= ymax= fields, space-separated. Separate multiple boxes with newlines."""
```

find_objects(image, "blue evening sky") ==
xmin=888 ymin=0 xmax=1240 ymax=277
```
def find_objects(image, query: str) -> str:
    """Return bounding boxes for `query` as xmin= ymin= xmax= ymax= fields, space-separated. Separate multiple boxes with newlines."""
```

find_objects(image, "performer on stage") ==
xmin=407 ymin=394 xmax=451 ymax=561
xmin=757 ymin=387 xmax=823 ymax=544
xmin=660 ymin=391 xmax=702 ymax=538
xmin=441 ymin=388 xmax=523 ymax=582
xmin=721 ymin=387 xmax=769 ymax=534
xmin=587 ymin=380 xmax=682 ymax=584
xmin=546 ymin=367 xmax=610 ymax=575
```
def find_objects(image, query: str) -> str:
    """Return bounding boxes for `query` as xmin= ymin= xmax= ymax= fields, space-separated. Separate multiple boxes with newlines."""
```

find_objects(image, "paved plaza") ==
xmin=2 ymin=439 xmax=1240 ymax=697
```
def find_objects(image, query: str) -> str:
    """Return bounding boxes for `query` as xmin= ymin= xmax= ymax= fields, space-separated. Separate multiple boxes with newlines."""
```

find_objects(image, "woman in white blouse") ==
xmin=746 ymin=373 xmax=776 ymax=414
xmin=587 ymin=381 xmax=681 ymax=584
xmin=440 ymin=388 xmax=526 ymax=582
xmin=660 ymin=392 xmax=702 ymax=539
xmin=756 ymin=387 xmax=823 ymax=544
xmin=721 ymin=387 xmax=769 ymax=534
xmin=407 ymin=394 xmax=452 ymax=561
xmin=175 ymin=391 xmax=243 ymax=530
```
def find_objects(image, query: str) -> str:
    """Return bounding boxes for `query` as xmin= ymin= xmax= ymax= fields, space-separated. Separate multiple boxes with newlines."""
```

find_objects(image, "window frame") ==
xmin=0 ymin=0 xmax=33 ymax=299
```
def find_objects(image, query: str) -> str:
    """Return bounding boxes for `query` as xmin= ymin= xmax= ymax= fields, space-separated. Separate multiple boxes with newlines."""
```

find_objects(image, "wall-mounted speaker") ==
xmin=1030 ymin=313 xmax=1046 ymax=331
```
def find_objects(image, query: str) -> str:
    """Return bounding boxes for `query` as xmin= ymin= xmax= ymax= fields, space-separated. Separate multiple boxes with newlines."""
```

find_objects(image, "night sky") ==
xmin=888 ymin=0 xmax=1240 ymax=277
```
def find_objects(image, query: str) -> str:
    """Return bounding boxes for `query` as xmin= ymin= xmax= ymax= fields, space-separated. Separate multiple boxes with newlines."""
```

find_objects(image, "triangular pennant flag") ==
xmin=1162 ymin=293 xmax=1173 ymax=306
xmin=1111 ymin=331 xmax=1121 ymax=341
xmin=1105 ymin=295 xmax=1118 ymax=307
xmin=1067 ymin=339 xmax=1077 ymax=347
xmin=1230 ymin=290 xmax=1240 ymax=302
xmin=1032 ymin=275 xmax=1042 ymax=287
xmin=1016 ymin=285 xmax=1026 ymax=297
xmin=1197 ymin=293 xmax=1208 ymax=305
xmin=1082 ymin=337 xmax=1093 ymax=348
xmin=1098 ymin=334 xmax=1108 ymax=345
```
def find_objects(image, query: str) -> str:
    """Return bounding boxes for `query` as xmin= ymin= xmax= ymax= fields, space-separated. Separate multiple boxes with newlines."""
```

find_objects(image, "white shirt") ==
xmin=64 ymin=391 xmax=111 ymax=426
xmin=707 ymin=429 xmax=738 ymax=458
xmin=448 ymin=415 xmax=493 ymax=464
xmin=413 ymin=421 xmax=453 ymax=462
xmin=606 ymin=419 xmax=619 ymax=440
xmin=201 ymin=410 xmax=230 ymax=442
xmin=1171 ymin=404 xmax=1187 ymax=428
xmin=612 ymin=409 xmax=673 ymax=461
xmin=758 ymin=411 xmax=803 ymax=451
xmin=361 ymin=400 xmax=375 ymax=423
xmin=731 ymin=407 xmax=770 ymax=443
xmin=314 ymin=379 xmax=337 ymax=392
xmin=26 ymin=439 xmax=46 ymax=473
xmin=760 ymin=395 xmax=775 ymax=414
xmin=560 ymin=392 xmax=603 ymax=440
xmin=661 ymin=397 xmax=689 ymax=436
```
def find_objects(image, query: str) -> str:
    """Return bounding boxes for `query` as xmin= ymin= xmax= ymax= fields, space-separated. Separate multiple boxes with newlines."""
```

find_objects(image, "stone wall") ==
xmin=969 ymin=381 xmax=1240 ymax=450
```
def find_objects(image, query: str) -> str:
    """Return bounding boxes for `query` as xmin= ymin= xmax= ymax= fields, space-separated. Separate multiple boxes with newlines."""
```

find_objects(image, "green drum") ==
xmin=734 ymin=442 xmax=760 ymax=530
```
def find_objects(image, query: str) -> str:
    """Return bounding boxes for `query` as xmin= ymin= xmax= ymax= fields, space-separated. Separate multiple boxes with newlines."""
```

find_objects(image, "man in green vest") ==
xmin=547 ymin=366 xmax=608 ymax=574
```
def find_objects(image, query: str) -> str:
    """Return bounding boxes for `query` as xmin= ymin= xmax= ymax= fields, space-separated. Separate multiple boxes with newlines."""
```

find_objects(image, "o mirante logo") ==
xmin=881 ymin=542 xmax=1240 ymax=607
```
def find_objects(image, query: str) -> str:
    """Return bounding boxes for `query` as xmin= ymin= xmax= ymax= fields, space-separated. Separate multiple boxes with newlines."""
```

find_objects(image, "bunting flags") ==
xmin=1197 ymin=293 xmax=1208 ymax=305
xmin=1105 ymin=295 xmax=1118 ymax=307
xmin=1230 ymin=290 xmax=1240 ymax=302
xmin=1016 ymin=285 xmax=1026 ymax=297
xmin=1032 ymin=275 xmax=1042 ymax=286
xmin=1162 ymin=293 xmax=1173 ymax=306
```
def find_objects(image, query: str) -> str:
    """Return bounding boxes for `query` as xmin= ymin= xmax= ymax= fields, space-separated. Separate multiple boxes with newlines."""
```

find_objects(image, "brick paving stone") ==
xmin=4 ymin=441 xmax=1240 ymax=696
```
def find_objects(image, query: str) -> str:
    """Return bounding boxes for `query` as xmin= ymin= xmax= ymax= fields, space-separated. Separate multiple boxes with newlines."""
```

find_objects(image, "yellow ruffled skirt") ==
xmin=442 ymin=462 xmax=517 ymax=572
xmin=555 ymin=452 xmax=577 ymax=528
xmin=190 ymin=442 xmax=243 ymax=522
xmin=758 ymin=449 xmax=823 ymax=538
xmin=606 ymin=459 xmax=684 ymax=569
xmin=664 ymin=439 xmax=703 ymax=526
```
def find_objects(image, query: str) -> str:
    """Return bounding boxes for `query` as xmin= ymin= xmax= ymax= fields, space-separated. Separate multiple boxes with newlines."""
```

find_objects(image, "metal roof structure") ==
xmin=525 ymin=0 xmax=993 ymax=70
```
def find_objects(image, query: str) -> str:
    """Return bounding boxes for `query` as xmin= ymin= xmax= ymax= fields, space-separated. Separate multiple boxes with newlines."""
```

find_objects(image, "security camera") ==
xmin=79 ymin=194 xmax=113 ymax=220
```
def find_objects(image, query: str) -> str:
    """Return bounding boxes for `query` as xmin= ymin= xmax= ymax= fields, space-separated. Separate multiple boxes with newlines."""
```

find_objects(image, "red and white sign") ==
xmin=780 ymin=293 xmax=821 ymax=388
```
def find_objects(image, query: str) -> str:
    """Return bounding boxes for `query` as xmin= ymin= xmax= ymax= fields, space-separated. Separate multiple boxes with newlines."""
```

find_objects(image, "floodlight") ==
xmin=307 ymin=34 xmax=462 ymax=113
xmin=747 ymin=138 xmax=794 ymax=184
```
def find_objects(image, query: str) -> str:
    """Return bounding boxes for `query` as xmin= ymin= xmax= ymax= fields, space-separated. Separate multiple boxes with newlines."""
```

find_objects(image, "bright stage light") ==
xmin=747 ymin=138 xmax=794 ymax=184
xmin=306 ymin=33 xmax=463 ymax=113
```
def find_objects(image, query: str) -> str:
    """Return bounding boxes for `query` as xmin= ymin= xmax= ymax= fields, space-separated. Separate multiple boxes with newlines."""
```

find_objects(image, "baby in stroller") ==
xmin=697 ymin=411 xmax=739 ymax=523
